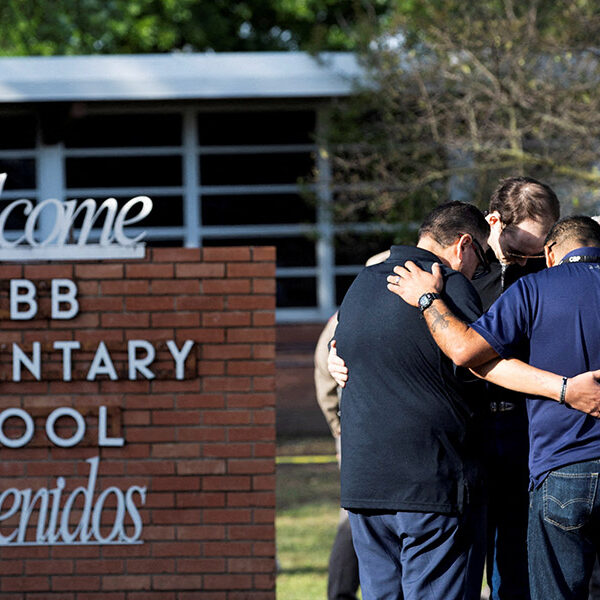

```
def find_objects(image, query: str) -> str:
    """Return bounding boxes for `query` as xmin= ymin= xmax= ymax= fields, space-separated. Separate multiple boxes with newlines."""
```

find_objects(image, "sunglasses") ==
xmin=503 ymin=248 xmax=546 ymax=260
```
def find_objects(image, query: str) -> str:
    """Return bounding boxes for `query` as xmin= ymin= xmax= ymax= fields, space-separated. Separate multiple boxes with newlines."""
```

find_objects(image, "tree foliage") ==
xmin=330 ymin=0 xmax=600 ymax=223
xmin=0 ymin=0 xmax=392 ymax=55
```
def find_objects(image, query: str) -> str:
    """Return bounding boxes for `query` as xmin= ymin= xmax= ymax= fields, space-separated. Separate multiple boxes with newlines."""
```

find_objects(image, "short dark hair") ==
xmin=418 ymin=201 xmax=489 ymax=247
xmin=489 ymin=177 xmax=560 ymax=228
xmin=544 ymin=216 xmax=600 ymax=249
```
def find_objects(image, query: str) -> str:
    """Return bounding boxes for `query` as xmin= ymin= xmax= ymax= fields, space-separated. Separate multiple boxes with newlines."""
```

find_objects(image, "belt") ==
xmin=489 ymin=401 xmax=516 ymax=413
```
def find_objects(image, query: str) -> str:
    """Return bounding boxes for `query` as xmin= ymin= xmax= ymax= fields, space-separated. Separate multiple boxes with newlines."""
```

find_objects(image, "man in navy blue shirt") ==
xmin=387 ymin=216 xmax=600 ymax=599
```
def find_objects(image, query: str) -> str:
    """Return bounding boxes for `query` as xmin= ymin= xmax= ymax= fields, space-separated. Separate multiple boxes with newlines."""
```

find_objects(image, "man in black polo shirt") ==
xmin=335 ymin=202 xmax=490 ymax=599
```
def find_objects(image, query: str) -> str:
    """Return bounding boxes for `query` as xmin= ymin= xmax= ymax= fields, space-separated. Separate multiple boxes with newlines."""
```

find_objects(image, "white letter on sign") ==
xmin=51 ymin=279 xmax=79 ymax=320
xmin=166 ymin=340 xmax=194 ymax=380
xmin=98 ymin=406 xmax=124 ymax=447
xmin=13 ymin=342 xmax=41 ymax=381
xmin=10 ymin=279 xmax=37 ymax=320
xmin=128 ymin=340 xmax=156 ymax=380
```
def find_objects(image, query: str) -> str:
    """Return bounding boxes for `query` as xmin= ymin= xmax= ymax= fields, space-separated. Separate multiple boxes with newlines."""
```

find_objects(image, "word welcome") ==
xmin=0 ymin=173 xmax=151 ymax=260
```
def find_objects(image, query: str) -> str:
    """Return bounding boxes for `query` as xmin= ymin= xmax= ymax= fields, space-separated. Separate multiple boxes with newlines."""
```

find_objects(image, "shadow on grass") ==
xmin=278 ymin=566 xmax=328 ymax=575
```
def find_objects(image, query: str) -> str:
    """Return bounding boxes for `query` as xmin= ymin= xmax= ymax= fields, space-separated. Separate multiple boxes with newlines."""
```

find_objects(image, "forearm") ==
xmin=470 ymin=357 xmax=563 ymax=400
xmin=423 ymin=300 xmax=497 ymax=367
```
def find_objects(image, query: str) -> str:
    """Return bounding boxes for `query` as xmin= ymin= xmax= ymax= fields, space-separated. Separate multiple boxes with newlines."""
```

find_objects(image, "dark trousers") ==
xmin=485 ymin=408 xmax=531 ymax=600
xmin=328 ymin=509 xmax=360 ymax=600
xmin=348 ymin=505 xmax=486 ymax=600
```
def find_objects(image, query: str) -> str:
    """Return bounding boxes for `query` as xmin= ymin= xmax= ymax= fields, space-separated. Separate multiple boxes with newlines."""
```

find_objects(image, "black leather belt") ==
xmin=490 ymin=401 xmax=516 ymax=413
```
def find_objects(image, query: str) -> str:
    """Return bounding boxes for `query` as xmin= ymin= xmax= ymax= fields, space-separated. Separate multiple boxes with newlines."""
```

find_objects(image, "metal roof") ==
xmin=0 ymin=52 xmax=360 ymax=103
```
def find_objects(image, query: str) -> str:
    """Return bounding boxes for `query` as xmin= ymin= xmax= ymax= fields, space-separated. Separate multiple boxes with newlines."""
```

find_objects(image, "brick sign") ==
xmin=0 ymin=247 xmax=276 ymax=599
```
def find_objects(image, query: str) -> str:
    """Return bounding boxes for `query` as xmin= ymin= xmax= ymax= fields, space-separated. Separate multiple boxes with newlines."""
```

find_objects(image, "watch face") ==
xmin=418 ymin=293 xmax=432 ymax=310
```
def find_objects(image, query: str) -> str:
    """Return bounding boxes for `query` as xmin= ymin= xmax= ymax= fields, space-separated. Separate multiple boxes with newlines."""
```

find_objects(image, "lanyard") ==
xmin=558 ymin=255 xmax=600 ymax=265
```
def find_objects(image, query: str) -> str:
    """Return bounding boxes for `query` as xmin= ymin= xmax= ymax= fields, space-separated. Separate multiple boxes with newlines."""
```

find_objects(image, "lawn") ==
xmin=275 ymin=436 xmax=489 ymax=599
xmin=276 ymin=436 xmax=342 ymax=599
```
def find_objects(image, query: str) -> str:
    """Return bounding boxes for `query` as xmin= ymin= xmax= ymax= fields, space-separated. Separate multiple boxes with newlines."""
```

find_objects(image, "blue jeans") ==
xmin=528 ymin=458 xmax=600 ymax=600
xmin=348 ymin=505 xmax=486 ymax=600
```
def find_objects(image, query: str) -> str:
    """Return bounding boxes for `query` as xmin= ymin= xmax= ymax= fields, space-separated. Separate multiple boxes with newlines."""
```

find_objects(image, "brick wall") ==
xmin=0 ymin=247 xmax=276 ymax=599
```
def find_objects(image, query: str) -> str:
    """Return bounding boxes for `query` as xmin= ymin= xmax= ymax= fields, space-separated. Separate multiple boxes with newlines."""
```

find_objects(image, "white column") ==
xmin=182 ymin=108 xmax=200 ymax=247
xmin=315 ymin=107 xmax=336 ymax=319
xmin=36 ymin=141 xmax=65 ymax=242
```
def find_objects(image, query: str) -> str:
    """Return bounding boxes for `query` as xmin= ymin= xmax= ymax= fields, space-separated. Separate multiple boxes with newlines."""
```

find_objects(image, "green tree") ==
xmin=0 ymin=0 xmax=392 ymax=55
xmin=330 ymin=0 xmax=600 ymax=223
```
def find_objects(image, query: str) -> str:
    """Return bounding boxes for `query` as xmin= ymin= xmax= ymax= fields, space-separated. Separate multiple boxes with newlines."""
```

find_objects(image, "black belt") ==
xmin=489 ymin=401 xmax=516 ymax=413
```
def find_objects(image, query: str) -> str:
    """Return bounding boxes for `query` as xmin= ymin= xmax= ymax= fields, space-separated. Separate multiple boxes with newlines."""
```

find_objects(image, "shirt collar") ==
xmin=561 ymin=246 xmax=600 ymax=262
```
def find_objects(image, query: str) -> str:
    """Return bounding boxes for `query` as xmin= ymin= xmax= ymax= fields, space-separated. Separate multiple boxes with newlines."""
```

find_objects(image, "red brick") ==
xmin=126 ymin=296 xmax=175 ymax=311
xmin=227 ymin=328 xmax=275 ymax=343
xmin=228 ymin=427 xmax=275 ymax=442
xmin=126 ymin=264 xmax=173 ymax=278
xmin=152 ymin=279 xmax=200 ymax=294
xmin=76 ymin=559 xmax=124 ymax=574
xmin=203 ymin=508 xmax=252 ymax=524
xmin=153 ymin=443 xmax=201 ymax=458
xmin=229 ymin=525 xmax=274 ymax=541
xmin=101 ymin=313 xmax=149 ymax=328
xmin=252 ymin=278 xmax=276 ymax=294
xmin=177 ymin=558 xmax=225 ymax=572
xmin=202 ymin=279 xmax=251 ymax=294
xmin=227 ymin=263 xmax=275 ymax=278
xmin=176 ymin=492 xmax=225 ymax=508
xmin=204 ymin=542 xmax=252 ymax=557
xmin=253 ymin=312 xmax=276 ymax=326
xmin=152 ymin=248 xmax=201 ymax=262
xmin=102 ymin=280 xmax=150 ymax=295
xmin=25 ymin=559 xmax=73 ymax=575
xmin=227 ymin=492 xmax=276 ymax=508
xmin=202 ymin=476 xmax=251 ymax=491
xmin=228 ymin=459 xmax=274 ymax=474
xmin=203 ymin=377 xmax=251 ymax=392
xmin=202 ymin=345 xmax=251 ymax=360
xmin=176 ymin=394 xmax=225 ymax=409
xmin=76 ymin=264 xmax=124 ymax=279
xmin=227 ymin=361 xmax=274 ymax=376
xmin=153 ymin=410 xmax=200 ymax=426
xmin=153 ymin=542 xmax=202 ymax=557
xmin=203 ymin=247 xmax=251 ymax=262
xmin=203 ymin=410 xmax=251 ymax=426
xmin=152 ymin=312 xmax=200 ymax=328
xmin=252 ymin=247 xmax=276 ymax=261
xmin=154 ymin=575 xmax=204 ymax=590
xmin=228 ymin=558 xmax=273 ymax=573
xmin=176 ymin=263 xmax=225 ymax=278
xmin=102 ymin=575 xmax=151 ymax=591
xmin=227 ymin=296 xmax=275 ymax=310
xmin=227 ymin=394 xmax=274 ymax=409
xmin=177 ymin=296 xmax=224 ymax=311
xmin=51 ymin=576 xmax=101 ymax=591
xmin=203 ymin=443 xmax=252 ymax=458
xmin=79 ymin=297 xmax=124 ymax=312
xmin=2 ymin=577 xmax=50 ymax=592
xmin=152 ymin=476 xmax=201 ymax=491
xmin=203 ymin=575 xmax=252 ymax=590
xmin=176 ymin=460 xmax=226 ymax=475
xmin=24 ymin=264 xmax=74 ymax=279
xmin=202 ymin=312 xmax=251 ymax=327
xmin=126 ymin=558 xmax=175 ymax=573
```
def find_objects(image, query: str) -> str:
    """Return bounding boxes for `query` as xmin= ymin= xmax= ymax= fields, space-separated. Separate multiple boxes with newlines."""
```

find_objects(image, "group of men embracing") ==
xmin=328 ymin=177 xmax=600 ymax=600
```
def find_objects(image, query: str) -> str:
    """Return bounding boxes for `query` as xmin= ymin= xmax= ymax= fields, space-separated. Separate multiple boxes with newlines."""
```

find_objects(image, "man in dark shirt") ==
xmin=386 ymin=215 xmax=600 ymax=599
xmin=335 ymin=201 xmax=491 ymax=599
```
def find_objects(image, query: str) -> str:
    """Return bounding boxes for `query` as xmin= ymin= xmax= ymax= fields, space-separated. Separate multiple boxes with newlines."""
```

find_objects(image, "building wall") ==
xmin=0 ymin=247 xmax=276 ymax=599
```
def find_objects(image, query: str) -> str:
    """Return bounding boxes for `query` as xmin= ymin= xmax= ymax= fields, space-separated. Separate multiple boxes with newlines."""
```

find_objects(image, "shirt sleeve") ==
xmin=470 ymin=278 xmax=531 ymax=360
xmin=443 ymin=270 xmax=483 ymax=324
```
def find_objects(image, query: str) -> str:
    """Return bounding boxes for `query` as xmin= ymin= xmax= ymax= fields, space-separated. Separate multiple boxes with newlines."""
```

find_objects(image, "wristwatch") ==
xmin=418 ymin=292 xmax=441 ymax=313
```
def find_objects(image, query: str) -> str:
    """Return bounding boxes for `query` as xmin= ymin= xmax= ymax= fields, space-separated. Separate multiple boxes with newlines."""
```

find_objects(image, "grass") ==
xmin=276 ymin=436 xmax=489 ymax=599
xmin=276 ymin=436 xmax=341 ymax=599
